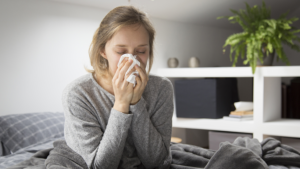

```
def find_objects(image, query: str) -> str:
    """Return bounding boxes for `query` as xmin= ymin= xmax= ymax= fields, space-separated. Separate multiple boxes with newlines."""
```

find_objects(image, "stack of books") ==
xmin=223 ymin=110 xmax=253 ymax=121
xmin=223 ymin=102 xmax=253 ymax=121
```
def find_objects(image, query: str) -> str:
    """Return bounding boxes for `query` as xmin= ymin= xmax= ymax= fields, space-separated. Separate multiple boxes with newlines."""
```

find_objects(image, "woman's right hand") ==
xmin=112 ymin=58 xmax=136 ymax=114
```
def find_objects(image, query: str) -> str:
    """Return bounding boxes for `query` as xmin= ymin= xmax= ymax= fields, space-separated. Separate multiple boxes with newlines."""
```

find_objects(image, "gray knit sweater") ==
xmin=62 ymin=73 xmax=174 ymax=169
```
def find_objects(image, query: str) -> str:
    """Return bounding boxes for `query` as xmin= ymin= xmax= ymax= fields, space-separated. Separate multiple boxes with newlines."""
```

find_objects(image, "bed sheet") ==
xmin=0 ymin=136 xmax=64 ymax=169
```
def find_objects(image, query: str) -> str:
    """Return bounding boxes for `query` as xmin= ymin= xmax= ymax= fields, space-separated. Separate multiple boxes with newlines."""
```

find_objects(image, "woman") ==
xmin=62 ymin=6 xmax=174 ymax=169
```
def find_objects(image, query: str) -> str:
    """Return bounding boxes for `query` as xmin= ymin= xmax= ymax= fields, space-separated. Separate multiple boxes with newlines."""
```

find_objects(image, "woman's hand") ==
xmin=130 ymin=61 xmax=149 ymax=105
xmin=112 ymin=58 xmax=135 ymax=113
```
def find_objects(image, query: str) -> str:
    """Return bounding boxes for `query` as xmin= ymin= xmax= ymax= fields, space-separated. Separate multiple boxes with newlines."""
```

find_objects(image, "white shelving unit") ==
xmin=158 ymin=66 xmax=300 ymax=142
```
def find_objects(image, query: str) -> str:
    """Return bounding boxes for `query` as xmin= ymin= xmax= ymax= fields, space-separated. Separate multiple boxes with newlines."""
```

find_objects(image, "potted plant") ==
xmin=218 ymin=1 xmax=300 ymax=73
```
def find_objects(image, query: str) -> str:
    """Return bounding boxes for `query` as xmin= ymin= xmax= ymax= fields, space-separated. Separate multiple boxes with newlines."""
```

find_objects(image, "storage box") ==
xmin=174 ymin=78 xmax=239 ymax=118
xmin=209 ymin=131 xmax=252 ymax=151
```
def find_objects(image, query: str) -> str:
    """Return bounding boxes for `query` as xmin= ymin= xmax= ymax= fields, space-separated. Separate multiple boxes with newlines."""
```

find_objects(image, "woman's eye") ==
xmin=117 ymin=52 xmax=125 ymax=54
xmin=137 ymin=51 xmax=146 ymax=54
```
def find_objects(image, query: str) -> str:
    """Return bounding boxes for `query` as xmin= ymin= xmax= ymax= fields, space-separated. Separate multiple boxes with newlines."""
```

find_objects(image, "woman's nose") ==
xmin=127 ymin=50 xmax=139 ymax=56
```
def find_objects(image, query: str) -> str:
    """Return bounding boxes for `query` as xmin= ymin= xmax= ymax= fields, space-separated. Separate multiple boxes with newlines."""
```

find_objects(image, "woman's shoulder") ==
xmin=62 ymin=73 xmax=94 ymax=99
xmin=148 ymin=74 xmax=174 ymax=93
xmin=145 ymin=75 xmax=174 ymax=112
xmin=149 ymin=74 xmax=172 ymax=85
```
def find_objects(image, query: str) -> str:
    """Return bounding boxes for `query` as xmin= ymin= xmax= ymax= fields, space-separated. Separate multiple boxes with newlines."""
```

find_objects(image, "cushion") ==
xmin=0 ymin=112 xmax=64 ymax=155
xmin=0 ymin=141 xmax=10 ymax=156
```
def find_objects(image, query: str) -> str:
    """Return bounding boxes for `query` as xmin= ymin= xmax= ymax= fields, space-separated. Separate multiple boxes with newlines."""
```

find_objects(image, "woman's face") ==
xmin=101 ymin=24 xmax=150 ymax=78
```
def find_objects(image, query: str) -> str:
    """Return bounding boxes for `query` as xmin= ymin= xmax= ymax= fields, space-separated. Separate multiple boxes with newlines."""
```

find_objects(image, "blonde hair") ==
xmin=85 ymin=6 xmax=155 ymax=77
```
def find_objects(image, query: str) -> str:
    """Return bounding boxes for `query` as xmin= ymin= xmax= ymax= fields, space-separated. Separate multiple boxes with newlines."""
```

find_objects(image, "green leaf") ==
xmin=291 ymin=29 xmax=300 ymax=34
xmin=279 ymin=11 xmax=289 ymax=19
xmin=241 ymin=44 xmax=246 ymax=59
xmin=288 ymin=17 xmax=298 ymax=23
xmin=233 ymin=43 xmax=244 ymax=66
xmin=228 ymin=16 xmax=235 ymax=20
xmin=266 ymin=27 xmax=275 ymax=35
xmin=230 ymin=39 xmax=241 ymax=46
xmin=291 ymin=44 xmax=300 ymax=52
xmin=252 ymin=52 xmax=257 ymax=74
xmin=283 ymin=23 xmax=291 ymax=30
xmin=267 ymin=43 xmax=273 ymax=53
xmin=229 ymin=45 xmax=234 ymax=61
xmin=264 ymin=19 xmax=276 ymax=29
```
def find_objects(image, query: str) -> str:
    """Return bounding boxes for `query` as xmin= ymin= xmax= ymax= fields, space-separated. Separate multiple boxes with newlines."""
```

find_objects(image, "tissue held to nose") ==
xmin=117 ymin=54 xmax=141 ymax=87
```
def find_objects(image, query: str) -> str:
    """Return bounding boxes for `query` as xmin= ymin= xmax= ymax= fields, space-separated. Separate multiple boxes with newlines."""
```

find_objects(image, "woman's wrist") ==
xmin=130 ymin=99 xmax=139 ymax=105
xmin=113 ymin=101 xmax=130 ymax=114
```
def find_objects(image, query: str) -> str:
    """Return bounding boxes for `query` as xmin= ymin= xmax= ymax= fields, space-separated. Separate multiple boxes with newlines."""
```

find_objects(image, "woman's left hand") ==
xmin=130 ymin=63 xmax=149 ymax=105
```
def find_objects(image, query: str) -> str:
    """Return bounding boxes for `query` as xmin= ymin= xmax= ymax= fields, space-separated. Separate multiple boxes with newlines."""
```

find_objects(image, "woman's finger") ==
xmin=135 ymin=65 xmax=147 ymax=85
xmin=139 ymin=63 xmax=149 ymax=81
xmin=124 ymin=68 xmax=134 ymax=80
xmin=113 ymin=59 xmax=127 ymax=81
xmin=135 ymin=75 xmax=141 ymax=88
xmin=119 ymin=60 xmax=133 ymax=82
xmin=138 ymin=62 xmax=147 ymax=77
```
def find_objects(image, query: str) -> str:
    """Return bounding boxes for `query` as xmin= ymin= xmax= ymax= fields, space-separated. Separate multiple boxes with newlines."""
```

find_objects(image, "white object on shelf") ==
xmin=234 ymin=102 xmax=253 ymax=111
xmin=160 ymin=66 xmax=300 ymax=142
xmin=223 ymin=116 xmax=253 ymax=121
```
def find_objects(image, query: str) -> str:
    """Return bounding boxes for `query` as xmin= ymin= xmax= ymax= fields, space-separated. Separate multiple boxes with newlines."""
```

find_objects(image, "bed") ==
xmin=1 ymin=112 xmax=300 ymax=169
xmin=0 ymin=112 xmax=65 ymax=169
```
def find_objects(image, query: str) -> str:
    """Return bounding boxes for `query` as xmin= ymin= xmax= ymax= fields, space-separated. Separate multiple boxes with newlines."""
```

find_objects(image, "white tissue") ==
xmin=117 ymin=54 xmax=140 ymax=87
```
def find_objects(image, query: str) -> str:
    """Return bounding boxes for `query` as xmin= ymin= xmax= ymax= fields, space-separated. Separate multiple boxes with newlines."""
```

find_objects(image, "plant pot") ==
xmin=256 ymin=50 xmax=275 ymax=66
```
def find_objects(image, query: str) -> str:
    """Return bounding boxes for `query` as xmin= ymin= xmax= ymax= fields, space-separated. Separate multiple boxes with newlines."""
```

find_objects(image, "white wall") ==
xmin=0 ymin=0 xmax=239 ymax=116
xmin=150 ymin=18 xmax=237 ymax=71
xmin=0 ymin=0 xmax=105 ymax=115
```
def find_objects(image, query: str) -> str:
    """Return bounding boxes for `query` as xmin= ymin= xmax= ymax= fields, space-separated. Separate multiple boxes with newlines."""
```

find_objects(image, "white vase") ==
xmin=168 ymin=58 xmax=179 ymax=68
xmin=189 ymin=57 xmax=200 ymax=67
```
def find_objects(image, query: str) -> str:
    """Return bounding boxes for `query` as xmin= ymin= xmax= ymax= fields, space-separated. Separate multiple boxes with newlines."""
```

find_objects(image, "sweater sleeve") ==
xmin=62 ymin=90 xmax=133 ymax=169
xmin=129 ymin=78 xmax=174 ymax=168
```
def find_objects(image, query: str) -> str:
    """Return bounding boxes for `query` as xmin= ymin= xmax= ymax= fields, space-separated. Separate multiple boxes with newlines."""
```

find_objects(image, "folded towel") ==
xmin=117 ymin=54 xmax=141 ymax=87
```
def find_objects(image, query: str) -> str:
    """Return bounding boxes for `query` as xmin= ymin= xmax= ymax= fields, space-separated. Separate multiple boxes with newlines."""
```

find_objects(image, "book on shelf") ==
xmin=229 ymin=114 xmax=253 ymax=118
xmin=230 ymin=110 xmax=253 ymax=116
xmin=223 ymin=116 xmax=253 ymax=121
xmin=223 ymin=109 xmax=253 ymax=121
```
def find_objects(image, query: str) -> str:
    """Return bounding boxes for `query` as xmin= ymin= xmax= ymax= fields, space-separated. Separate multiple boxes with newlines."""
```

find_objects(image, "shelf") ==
xmin=256 ymin=66 xmax=300 ymax=77
xmin=158 ymin=67 xmax=253 ymax=78
xmin=166 ymin=66 xmax=300 ymax=142
xmin=262 ymin=119 xmax=300 ymax=138
xmin=158 ymin=66 xmax=300 ymax=78
xmin=172 ymin=117 xmax=254 ymax=133
xmin=172 ymin=118 xmax=300 ymax=139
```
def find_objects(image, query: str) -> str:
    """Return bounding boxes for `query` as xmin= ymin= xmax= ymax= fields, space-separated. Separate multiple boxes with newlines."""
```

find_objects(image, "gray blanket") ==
xmin=7 ymin=137 xmax=300 ymax=169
